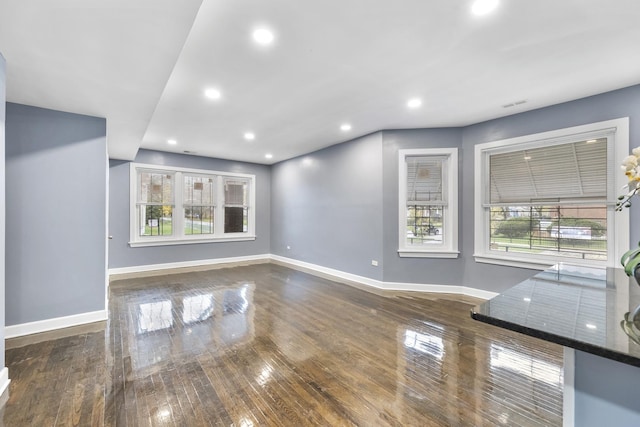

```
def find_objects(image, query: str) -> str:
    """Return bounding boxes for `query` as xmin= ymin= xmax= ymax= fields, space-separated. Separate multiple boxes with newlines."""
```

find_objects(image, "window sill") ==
xmin=473 ymin=253 xmax=605 ymax=270
xmin=129 ymin=235 xmax=256 ymax=248
xmin=398 ymin=249 xmax=459 ymax=259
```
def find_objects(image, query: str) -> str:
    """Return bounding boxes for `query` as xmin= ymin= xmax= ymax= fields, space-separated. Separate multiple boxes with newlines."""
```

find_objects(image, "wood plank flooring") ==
xmin=0 ymin=263 xmax=563 ymax=426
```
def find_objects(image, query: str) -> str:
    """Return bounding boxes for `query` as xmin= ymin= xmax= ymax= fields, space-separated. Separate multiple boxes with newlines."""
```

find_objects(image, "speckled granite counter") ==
xmin=471 ymin=263 xmax=640 ymax=367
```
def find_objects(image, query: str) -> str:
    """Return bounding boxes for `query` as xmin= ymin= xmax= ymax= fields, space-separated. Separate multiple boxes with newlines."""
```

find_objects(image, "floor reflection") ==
xmin=183 ymin=293 xmax=214 ymax=324
xmin=137 ymin=300 xmax=173 ymax=333
xmin=490 ymin=344 xmax=562 ymax=386
xmin=395 ymin=317 xmax=563 ymax=426
xmin=404 ymin=326 xmax=444 ymax=360
xmin=127 ymin=282 xmax=255 ymax=375
xmin=2 ymin=264 xmax=564 ymax=426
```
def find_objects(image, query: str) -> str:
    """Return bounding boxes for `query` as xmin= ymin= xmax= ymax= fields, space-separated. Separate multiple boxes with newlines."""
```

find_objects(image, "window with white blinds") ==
xmin=407 ymin=156 xmax=445 ymax=205
xmin=130 ymin=163 xmax=256 ymax=247
xmin=399 ymin=148 xmax=459 ymax=258
xmin=474 ymin=118 xmax=630 ymax=269
xmin=488 ymin=138 xmax=609 ymax=205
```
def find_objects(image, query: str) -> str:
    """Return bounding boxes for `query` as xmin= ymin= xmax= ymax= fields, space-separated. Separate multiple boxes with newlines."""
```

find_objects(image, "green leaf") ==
xmin=621 ymin=247 xmax=640 ymax=267
xmin=624 ymin=252 xmax=640 ymax=277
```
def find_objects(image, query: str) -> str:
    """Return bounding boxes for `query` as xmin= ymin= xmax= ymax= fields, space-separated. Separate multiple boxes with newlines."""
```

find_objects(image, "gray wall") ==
xmin=6 ymin=103 xmax=107 ymax=326
xmin=574 ymin=350 xmax=640 ymax=426
xmin=0 ymin=54 xmax=6 ymax=367
xmin=270 ymin=133 xmax=384 ymax=280
xmin=270 ymin=85 xmax=640 ymax=293
xmin=108 ymin=149 xmax=271 ymax=269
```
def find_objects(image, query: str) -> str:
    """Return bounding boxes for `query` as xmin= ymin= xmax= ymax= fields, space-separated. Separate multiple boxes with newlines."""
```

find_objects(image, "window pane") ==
xmin=489 ymin=205 xmax=606 ymax=261
xmin=184 ymin=175 xmax=214 ymax=206
xmin=184 ymin=206 xmax=214 ymax=235
xmin=139 ymin=205 xmax=173 ymax=236
xmin=225 ymin=207 xmax=248 ymax=233
xmin=406 ymin=156 xmax=443 ymax=202
xmin=139 ymin=172 xmax=173 ymax=204
xmin=406 ymin=205 xmax=443 ymax=246
xmin=224 ymin=179 xmax=248 ymax=205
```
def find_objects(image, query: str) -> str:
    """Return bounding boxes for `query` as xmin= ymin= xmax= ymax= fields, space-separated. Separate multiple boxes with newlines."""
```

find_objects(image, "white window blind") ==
xmin=224 ymin=179 xmax=248 ymax=206
xmin=138 ymin=171 xmax=174 ymax=205
xmin=488 ymin=138 xmax=608 ymax=205
xmin=406 ymin=156 xmax=445 ymax=206
xmin=183 ymin=175 xmax=215 ymax=206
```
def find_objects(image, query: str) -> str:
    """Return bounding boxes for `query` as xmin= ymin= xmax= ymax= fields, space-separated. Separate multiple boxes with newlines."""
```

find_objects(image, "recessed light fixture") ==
xmin=244 ymin=132 xmax=256 ymax=141
xmin=523 ymin=297 xmax=531 ymax=302
xmin=407 ymin=98 xmax=422 ymax=109
xmin=204 ymin=88 xmax=221 ymax=99
xmin=253 ymin=28 xmax=275 ymax=45
xmin=471 ymin=0 xmax=499 ymax=16
xmin=340 ymin=124 xmax=352 ymax=131
xmin=167 ymin=139 xmax=177 ymax=145
xmin=524 ymin=155 xmax=532 ymax=160
xmin=586 ymin=323 xmax=597 ymax=330
xmin=265 ymin=153 xmax=273 ymax=159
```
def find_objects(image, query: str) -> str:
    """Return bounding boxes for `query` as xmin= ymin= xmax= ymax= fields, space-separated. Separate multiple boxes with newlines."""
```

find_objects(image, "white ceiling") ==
xmin=1 ymin=0 xmax=640 ymax=164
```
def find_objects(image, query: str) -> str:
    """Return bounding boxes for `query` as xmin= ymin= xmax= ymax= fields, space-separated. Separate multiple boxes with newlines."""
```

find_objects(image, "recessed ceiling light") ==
xmin=204 ymin=88 xmax=221 ymax=99
xmin=167 ymin=139 xmax=177 ymax=145
xmin=253 ymin=28 xmax=275 ymax=45
xmin=340 ymin=124 xmax=352 ymax=131
xmin=265 ymin=153 xmax=273 ymax=159
xmin=244 ymin=132 xmax=256 ymax=141
xmin=524 ymin=155 xmax=532 ymax=160
xmin=471 ymin=0 xmax=499 ymax=16
xmin=586 ymin=323 xmax=597 ymax=330
xmin=407 ymin=98 xmax=422 ymax=109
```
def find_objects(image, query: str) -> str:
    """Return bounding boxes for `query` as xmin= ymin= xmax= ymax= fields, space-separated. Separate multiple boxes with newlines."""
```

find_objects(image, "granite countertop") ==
xmin=471 ymin=263 xmax=640 ymax=367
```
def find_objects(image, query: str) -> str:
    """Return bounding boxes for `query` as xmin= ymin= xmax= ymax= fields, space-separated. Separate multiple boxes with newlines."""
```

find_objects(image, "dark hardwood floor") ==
xmin=1 ymin=263 xmax=563 ymax=426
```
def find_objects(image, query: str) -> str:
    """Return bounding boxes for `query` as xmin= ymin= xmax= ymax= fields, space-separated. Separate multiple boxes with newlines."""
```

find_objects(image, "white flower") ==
xmin=617 ymin=147 xmax=640 ymax=211
xmin=623 ymin=155 xmax=638 ymax=168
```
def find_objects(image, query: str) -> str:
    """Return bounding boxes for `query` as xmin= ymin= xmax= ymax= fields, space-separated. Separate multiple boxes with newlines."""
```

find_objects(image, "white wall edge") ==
xmin=271 ymin=255 xmax=498 ymax=300
xmin=563 ymin=347 xmax=575 ymax=427
xmin=5 ymin=310 xmax=107 ymax=339
xmin=108 ymin=254 xmax=271 ymax=276
xmin=0 ymin=367 xmax=10 ymax=400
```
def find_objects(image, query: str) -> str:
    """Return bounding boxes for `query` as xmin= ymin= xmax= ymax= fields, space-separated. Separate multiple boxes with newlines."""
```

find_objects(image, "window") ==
xmin=130 ymin=163 xmax=256 ymax=247
xmin=398 ymin=148 xmax=459 ymax=258
xmin=474 ymin=118 xmax=630 ymax=269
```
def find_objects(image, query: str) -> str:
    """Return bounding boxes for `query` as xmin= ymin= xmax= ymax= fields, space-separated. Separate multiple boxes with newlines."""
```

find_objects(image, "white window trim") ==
xmin=129 ymin=163 xmax=256 ymax=247
xmin=474 ymin=118 xmax=630 ymax=270
xmin=398 ymin=148 xmax=459 ymax=258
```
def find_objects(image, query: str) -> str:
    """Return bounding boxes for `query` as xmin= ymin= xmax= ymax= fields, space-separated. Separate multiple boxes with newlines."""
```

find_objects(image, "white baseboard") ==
xmin=5 ymin=310 xmax=107 ymax=339
xmin=0 ymin=368 xmax=10 ymax=401
xmin=270 ymin=255 xmax=499 ymax=300
xmin=108 ymin=253 xmax=271 ymax=276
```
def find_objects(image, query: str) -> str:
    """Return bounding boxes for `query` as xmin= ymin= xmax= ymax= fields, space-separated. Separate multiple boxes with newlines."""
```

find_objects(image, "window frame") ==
xmin=129 ymin=163 xmax=256 ymax=247
xmin=398 ymin=148 xmax=459 ymax=258
xmin=474 ymin=118 xmax=630 ymax=270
